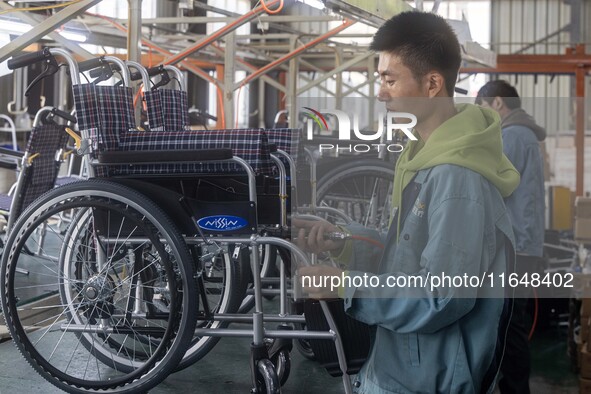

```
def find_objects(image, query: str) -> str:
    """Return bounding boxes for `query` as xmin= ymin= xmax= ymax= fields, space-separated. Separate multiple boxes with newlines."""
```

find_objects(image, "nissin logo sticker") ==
xmin=197 ymin=215 xmax=248 ymax=231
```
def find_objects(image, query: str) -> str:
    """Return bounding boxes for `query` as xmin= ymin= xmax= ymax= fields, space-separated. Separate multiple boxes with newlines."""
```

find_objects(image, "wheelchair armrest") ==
xmin=97 ymin=148 xmax=234 ymax=164
xmin=268 ymin=143 xmax=278 ymax=153
xmin=0 ymin=147 xmax=24 ymax=159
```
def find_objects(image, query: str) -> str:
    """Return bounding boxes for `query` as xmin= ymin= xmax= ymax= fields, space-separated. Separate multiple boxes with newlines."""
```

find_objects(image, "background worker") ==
xmin=476 ymin=80 xmax=546 ymax=394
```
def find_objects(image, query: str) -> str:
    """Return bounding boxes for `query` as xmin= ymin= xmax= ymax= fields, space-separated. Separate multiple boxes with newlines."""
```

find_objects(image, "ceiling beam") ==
xmin=116 ymin=15 xmax=340 ymax=25
xmin=0 ymin=3 xmax=95 ymax=60
xmin=0 ymin=0 xmax=102 ymax=63
xmin=238 ymin=19 xmax=356 ymax=88
xmin=160 ymin=0 xmax=281 ymax=66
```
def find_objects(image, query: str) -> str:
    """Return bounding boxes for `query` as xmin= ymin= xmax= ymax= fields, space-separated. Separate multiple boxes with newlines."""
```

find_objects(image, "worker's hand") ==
xmin=292 ymin=217 xmax=344 ymax=254
xmin=298 ymin=264 xmax=344 ymax=299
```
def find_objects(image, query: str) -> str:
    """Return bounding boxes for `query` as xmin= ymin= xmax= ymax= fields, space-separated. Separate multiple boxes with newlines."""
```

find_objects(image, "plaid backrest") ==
xmin=15 ymin=124 xmax=69 ymax=216
xmin=143 ymin=89 xmax=189 ymax=132
xmin=265 ymin=128 xmax=302 ymax=169
xmin=73 ymin=84 xmax=136 ymax=152
xmin=107 ymin=128 xmax=273 ymax=176
xmin=160 ymin=89 xmax=189 ymax=131
xmin=73 ymin=84 xmax=100 ymax=151
xmin=144 ymin=90 xmax=165 ymax=131
xmin=96 ymin=85 xmax=136 ymax=149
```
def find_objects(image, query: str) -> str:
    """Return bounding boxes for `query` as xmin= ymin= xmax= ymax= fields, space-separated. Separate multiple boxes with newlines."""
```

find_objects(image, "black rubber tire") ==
xmin=272 ymin=349 xmax=291 ymax=387
xmin=257 ymin=358 xmax=281 ymax=394
xmin=316 ymin=159 xmax=395 ymax=231
xmin=0 ymin=179 xmax=197 ymax=393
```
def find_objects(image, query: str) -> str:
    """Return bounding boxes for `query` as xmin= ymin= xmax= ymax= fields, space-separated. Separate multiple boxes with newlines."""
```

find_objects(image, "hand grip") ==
xmin=89 ymin=65 xmax=108 ymax=78
xmin=52 ymin=108 xmax=77 ymax=124
xmin=130 ymin=66 xmax=162 ymax=81
xmin=7 ymin=48 xmax=51 ymax=70
xmin=78 ymin=57 xmax=104 ymax=72
xmin=146 ymin=65 xmax=164 ymax=76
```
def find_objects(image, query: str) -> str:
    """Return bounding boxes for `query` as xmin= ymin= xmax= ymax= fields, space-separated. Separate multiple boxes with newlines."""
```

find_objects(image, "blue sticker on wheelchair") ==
xmin=197 ymin=215 xmax=249 ymax=232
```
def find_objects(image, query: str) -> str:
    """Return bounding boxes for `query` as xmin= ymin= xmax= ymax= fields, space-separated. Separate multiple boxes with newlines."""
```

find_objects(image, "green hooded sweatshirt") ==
xmin=391 ymin=103 xmax=520 ymax=234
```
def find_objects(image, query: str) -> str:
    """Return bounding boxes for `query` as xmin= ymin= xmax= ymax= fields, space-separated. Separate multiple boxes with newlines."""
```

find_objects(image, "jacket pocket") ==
xmin=409 ymin=333 xmax=420 ymax=366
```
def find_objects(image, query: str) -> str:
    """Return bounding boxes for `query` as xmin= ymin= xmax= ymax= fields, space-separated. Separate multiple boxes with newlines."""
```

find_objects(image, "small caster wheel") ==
xmin=271 ymin=349 xmax=291 ymax=386
xmin=257 ymin=358 xmax=281 ymax=394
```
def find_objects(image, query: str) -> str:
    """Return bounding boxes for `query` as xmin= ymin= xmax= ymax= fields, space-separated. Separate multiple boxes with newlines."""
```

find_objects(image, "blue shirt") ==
xmin=502 ymin=125 xmax=545 ymax=257
xmin=341 ymin=164 xmax=515 ymax=393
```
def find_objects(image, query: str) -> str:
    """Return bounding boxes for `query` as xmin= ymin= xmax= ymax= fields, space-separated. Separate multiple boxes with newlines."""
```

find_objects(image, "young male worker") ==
xmin=295 ymin=11 xmax=520 ymax=394
xmin=476 ymin=80 xmax=546 ymax=394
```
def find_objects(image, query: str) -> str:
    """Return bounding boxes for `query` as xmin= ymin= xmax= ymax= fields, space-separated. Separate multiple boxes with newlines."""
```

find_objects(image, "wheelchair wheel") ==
xmin=0 ymin=179 xmax=197 ymax=393
xmin=317 ymin=159 xmax=394 ymax=232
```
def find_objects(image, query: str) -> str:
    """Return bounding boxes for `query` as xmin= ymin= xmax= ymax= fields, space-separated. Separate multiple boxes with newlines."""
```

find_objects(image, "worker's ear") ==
xmin=425 ymin=71 xmax=446 ymax=97
xmin=492 ymin=96 xmax=505 ymax=111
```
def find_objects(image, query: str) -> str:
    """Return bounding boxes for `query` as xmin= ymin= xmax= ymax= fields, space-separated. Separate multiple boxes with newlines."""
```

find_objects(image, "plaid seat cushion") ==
xmin=104 ymin=128 xmax=273 ymax=176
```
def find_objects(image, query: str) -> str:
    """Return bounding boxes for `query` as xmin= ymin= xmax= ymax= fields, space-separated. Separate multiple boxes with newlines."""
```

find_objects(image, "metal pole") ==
xmin=335 ymin=47 xmax=343 ymax=109
xmin=128 ymin=0 xmax=142 ymax=124
xmin=127 ymin=0 xmax=142 ymax=62
xmin=575 ymin=67 xmax=585 ymax=196
xmin=224 ymin=32 xmax=236 ymax=128
xmin=368 ymin=55 xmax=376 ymax=130
xmin=57 ymin=66 xmax=68 ymax=111
xmin=288 ymin=36 xmax=298 ymax=130
xmin=258 ymin=79 xmax=265 ymax=128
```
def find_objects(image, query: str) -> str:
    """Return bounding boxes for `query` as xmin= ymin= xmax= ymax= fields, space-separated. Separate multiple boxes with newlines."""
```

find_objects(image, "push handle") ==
xmin=130 ymin=65 xmax=164 ymax=81
xmin=7 ymin=48 xmax=51 ymax=70
xmin=78 ymin=57 xmax=104 ymax=72
xmin=52 ymin=108 xmax=77 ymax=124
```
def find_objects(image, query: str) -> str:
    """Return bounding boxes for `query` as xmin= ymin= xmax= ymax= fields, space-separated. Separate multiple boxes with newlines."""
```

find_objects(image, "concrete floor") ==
xmin=0 ymin=321 xmax=346 ymax=394
xmin=0 ymin=313 xmax=581 ymax=394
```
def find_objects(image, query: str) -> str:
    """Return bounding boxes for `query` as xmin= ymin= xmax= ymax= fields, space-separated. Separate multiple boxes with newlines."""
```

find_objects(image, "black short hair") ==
xmin=475 ymin=80 xmax=521 ymax=109
xmin=370 ymin=11 xmax=461 ymax=96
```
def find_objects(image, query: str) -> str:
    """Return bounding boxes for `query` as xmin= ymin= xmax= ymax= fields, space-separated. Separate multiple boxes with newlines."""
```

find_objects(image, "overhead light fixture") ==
xmin=0 ymin=20 xmax=31 ymax=34
xmin=58 ymin=30 xmax=87 ymax=43
xmin=296 ymin=0 xmax=325 ymax=11
xmin=0 ymin=19 xmax=87 ymax=43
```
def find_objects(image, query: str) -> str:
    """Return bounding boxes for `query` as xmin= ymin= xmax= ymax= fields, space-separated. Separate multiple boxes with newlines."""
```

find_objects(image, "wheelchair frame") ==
xmin=1 ymin=47 xmax=357 ymax=394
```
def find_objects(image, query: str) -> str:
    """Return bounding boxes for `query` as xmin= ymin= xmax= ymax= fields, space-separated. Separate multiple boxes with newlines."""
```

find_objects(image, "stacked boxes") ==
xmin=575 ymin=197 xmax=591 ymax=241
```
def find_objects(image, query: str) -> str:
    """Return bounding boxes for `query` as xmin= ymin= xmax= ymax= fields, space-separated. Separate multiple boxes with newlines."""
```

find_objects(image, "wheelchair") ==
xmin=0 ymin=48 xmax=360 ymax=394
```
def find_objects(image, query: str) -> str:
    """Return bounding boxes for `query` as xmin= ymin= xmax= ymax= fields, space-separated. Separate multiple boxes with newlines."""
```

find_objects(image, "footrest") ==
xmin=97 ymin=148 xmax=234 ymax=164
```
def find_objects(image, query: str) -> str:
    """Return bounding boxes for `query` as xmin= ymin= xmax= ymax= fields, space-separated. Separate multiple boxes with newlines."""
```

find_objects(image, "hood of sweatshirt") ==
xmin=501 ymin=108 xmax=546 ymax=141
xmin=391 ymin=104 xmax=520 ymax=229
